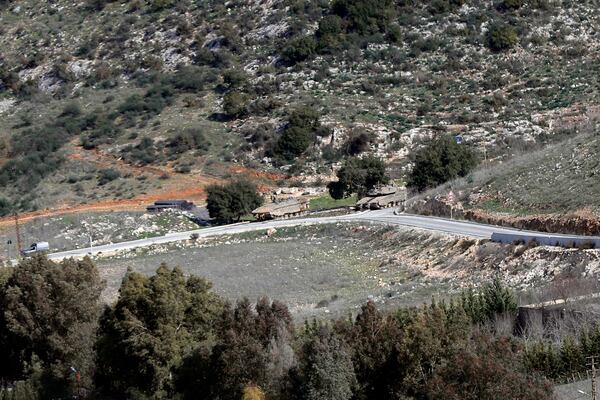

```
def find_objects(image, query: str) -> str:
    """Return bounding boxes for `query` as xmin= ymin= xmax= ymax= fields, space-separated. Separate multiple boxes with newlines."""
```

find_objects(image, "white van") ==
xmin=21 ymin=242 xmax=50 ymax=256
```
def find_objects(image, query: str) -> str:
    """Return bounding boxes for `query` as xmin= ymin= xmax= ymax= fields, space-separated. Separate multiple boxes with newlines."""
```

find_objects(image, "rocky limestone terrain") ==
xmin=0 ymin=0 xmax=599 ymax=212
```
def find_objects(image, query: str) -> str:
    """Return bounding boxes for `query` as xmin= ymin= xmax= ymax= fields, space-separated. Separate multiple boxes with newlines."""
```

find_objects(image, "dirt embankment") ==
xmin=408 ymin=198 xmax=600 ymax=236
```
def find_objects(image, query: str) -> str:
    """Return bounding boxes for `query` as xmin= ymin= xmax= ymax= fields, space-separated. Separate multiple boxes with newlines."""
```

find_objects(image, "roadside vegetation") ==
xmin=206 ymin=180 xmax=263 ymax=223
xmin=0 ymin=255 xmax=574 ymax=400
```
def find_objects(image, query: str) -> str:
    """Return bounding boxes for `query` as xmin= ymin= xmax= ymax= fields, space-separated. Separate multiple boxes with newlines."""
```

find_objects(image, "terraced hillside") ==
xmin=1 ymin=0 xmax=599 ymax=213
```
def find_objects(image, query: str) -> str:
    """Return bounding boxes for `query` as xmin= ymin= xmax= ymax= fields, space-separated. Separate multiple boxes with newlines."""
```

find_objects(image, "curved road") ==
xmin=47 ymin=209 xmax=600 ymax=261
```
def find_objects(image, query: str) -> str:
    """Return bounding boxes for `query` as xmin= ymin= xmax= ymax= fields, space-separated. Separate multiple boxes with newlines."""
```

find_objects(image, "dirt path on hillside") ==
xmin=0 ymin=145 xmax=288 ymax=228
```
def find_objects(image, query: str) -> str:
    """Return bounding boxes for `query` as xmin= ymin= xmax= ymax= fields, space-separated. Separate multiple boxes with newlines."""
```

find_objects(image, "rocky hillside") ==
xmin=0 ymin=0 xmax=599 ymax=213
xmin=408 ymin=129 xmax=600 ymax=234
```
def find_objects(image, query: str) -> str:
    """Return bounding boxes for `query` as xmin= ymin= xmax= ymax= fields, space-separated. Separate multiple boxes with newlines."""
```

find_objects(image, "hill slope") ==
xmin=0 ymin=0 xmax=599 ymax=213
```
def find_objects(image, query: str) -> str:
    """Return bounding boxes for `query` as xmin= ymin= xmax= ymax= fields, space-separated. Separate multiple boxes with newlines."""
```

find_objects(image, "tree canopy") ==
xmin=407 ymin=135 xmax=478 ymax=191
xmin=328 ymin=155 xmax=389 ymax=199
xmin=206 ymin=180 xmax=264 ymax=223
xmin=0 ymin=255 xmax=104 ymax=396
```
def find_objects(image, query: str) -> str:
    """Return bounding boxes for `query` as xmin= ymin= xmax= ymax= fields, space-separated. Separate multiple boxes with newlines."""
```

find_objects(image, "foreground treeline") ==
xmin=0 ymin=255 xmax=591 ymax=399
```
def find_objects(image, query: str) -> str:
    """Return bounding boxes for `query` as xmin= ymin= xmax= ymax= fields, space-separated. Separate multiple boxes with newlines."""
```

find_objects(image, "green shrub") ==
xmin=0 ymin=197 xmax=10 ymax=216
xmin=223 ymin=91 xmax=250 ymax=118
xmin=282 ymin=36 xmax=317 ymax=63
xmin=274 ymin=127 xmax=314 ymax=160
xmin=167 ymin=128 xmax=210 ymax=155
xmin=407 ymin=135 xmax=478 ymax=191
xmin=97 ymin=168 xmax=121 ymax=185
xmin=342 ymin=131 xmax=374 ymax=156
xmin=499 ymin=0 xmax=524 ymax=10
xmin=331 ymin=0 xmax=396 ymax=35
xmin=487 ymin=23 xmax=518 ymax=52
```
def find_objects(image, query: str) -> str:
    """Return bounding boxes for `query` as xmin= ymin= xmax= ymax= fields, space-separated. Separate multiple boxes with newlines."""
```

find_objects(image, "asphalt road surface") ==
xmin=47 ymin=209 xmax=599 ymax=260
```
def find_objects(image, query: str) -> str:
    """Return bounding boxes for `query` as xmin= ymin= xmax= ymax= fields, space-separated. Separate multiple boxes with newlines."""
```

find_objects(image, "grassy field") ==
xmin=96 ymin=223 xmax=449 ymax=320
xmin=309 ymin=194 xmax=358 ymax=210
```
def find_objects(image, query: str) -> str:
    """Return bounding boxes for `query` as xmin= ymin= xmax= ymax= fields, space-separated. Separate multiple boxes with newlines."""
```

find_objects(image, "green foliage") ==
xmin=328 ymin=155 xmax=389 ymax=199
xmin=176 ymin=297 xmax=294 ymax=400
xmin=95 ymin=264 xmax=223 ymax=398
xmin=206 ymin=180 xmax=264 ymax=223
xmin=97 ymin=168 xmax=121 ymax=185
xmin=222 ymin=68 xmax=248 ymax=89
xmin=341 ymin=132 xmax=374 ymax=156
xmin=0 ymin=256 xmax=104 ymax=393
xmin=407 ymin=135 xmax=478 ymax=191
xmin=301 ymin=328 xmax=356 ymax=400
xmin=460 ymin=278 xmax=517 ymax=324
xmin=223 ymin=91 xmax=250 ymax=118
xmin=282 ymin=36 xmax=317 ymax=64
xmin=427 ymin=336 xmax=553 ymax=400
xmin=273 ymin=106 xmax=326 ymax=161
xmin=331 ymin=0 xmax=396 ymax=35
xmin=499 ymin=0 xmax=524 ymax=10
xmin=167 ymin=128 xmax=210 ymax=155
xmin=0 ymin=197 xmax=11 ymax=217
xmin=487 ymin=23 xmax=519 ymax=51
xmin=274 ymin=127 xmax=314 ymax=160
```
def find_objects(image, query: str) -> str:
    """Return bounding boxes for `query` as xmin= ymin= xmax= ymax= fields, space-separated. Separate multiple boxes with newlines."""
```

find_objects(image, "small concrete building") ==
xmin=356 ymin=185 xmax=407 ymax=210
xmin=252 ymin=198 xmax=310 ymax=220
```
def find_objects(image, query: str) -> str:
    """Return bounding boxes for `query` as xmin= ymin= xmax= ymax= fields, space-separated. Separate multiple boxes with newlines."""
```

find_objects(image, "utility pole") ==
xmin=14 ymin=213 xmax=22 ymax=258
xmin=588 ymin=356 xmax=597 ymax=400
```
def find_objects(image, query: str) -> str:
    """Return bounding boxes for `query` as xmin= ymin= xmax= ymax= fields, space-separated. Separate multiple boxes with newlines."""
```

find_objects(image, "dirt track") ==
xmin=0 ymin=145 xmax=287 ymax=228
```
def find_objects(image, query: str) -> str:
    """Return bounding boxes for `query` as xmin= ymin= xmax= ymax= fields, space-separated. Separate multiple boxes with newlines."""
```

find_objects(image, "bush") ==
xmin=342 ymin=131 xmax=374 ymax=156
xmin=274 ymin=126 xmax=314 ymax=160
xmin=0 ymin=197 xmax=10 ymax=216
xmin=331 ymin=0 xmax=396 ymax=35
xmin=498 ymin=0 xmax=524 ymax=10
xmin=282 ymin=36 xmax=317 ymax=63
xmin=223 ymin=91 xmax=250 ymax=118
xmin=168 ymin=128 xmax=210 ymax=155
xmin=273 ymin=106 xmax=325 ymax=161
xmin=407 ymin=135 xmax=478 ymax=191
xmin=97 ymin=168 xmax=121 ymax=185
xmin=487 ymin=24 xmax=518 ymax=52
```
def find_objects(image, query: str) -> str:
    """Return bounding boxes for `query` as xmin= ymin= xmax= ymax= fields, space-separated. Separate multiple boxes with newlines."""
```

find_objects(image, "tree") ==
xmin=342 ymin=132 xmax=373 ymax=156
xmin=184 ymin=298 xmax=295 ymax=400
xmin=273 ymin=106 xmax=325 ymax=161
xmin=487 ymin=23 xmax=518 ymax=52
xmin=0 ymin=255 xmax=104 ymax=396
xmin=407 ymin=135 xmax=478 ymax=191
xmin=95 ymin=265 xmax=223 ymax=398
xmin=427 ymin=336 xmax=554 ymax=400
xmin=482 ymin=277 xmax=517 ymax=320
xmin=300 ymin=327 xmax=356 ymax=400
xmin=349 ymin=301 xmax=402 ymax=400
xmin=167 ymin=128 xmax=209 ymax=155
xmin=274 ymin=127 xmax=314 ymax=160
xmin=328 ymin=155 xmax=389 ymax=199
xmin=206 ymin=180 xmax=263 ymax=223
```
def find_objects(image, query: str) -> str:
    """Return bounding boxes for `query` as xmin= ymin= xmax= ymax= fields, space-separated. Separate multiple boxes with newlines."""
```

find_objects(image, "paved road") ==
xmin=46 ymin=209 xmax=600 ymax=260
